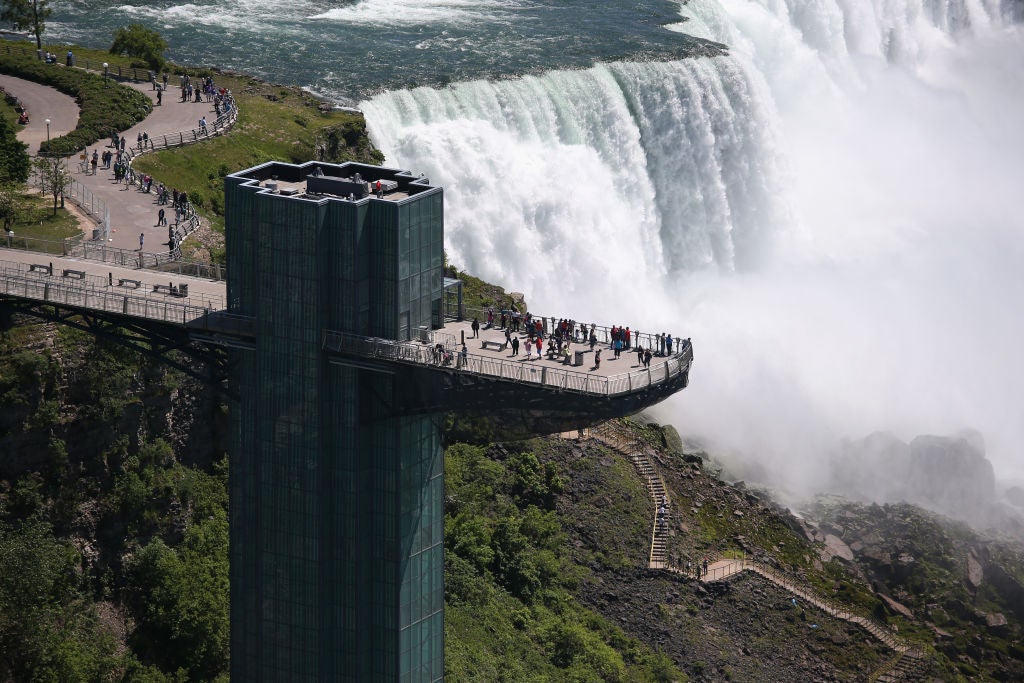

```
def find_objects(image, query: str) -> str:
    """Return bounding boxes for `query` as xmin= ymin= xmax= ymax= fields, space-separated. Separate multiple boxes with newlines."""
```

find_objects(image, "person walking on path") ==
xmin=156 ymin=87 xmax=162 ymax=106
xmin=90 ymin=150 xmax=98 ymax=175
xmin=511 ymin=336 xmax=519 ymax=356
xmin=157 ymin=208 xmax=166 ymax=226
xmin=199 ymin=116 xmax=207 ymax=135
xmin=139 ymin=233 xmax=144 ymax=250
xmin=471 ymin=317 xmax=480 ymax=338
xmin=592 ymin=348 xmax=601 ymax=371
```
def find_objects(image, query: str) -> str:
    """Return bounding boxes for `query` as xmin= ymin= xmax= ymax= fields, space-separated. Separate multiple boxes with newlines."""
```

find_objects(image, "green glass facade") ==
xmin=226 ymin=162 xmax=444 ymax=681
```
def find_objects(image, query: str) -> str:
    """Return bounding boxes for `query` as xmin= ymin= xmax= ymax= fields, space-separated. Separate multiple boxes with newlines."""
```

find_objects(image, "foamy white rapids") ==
xmin=363 ymin=0 xmax=1024 ymax=496
xmin=311 ymin=0 xmax=519 ymax=25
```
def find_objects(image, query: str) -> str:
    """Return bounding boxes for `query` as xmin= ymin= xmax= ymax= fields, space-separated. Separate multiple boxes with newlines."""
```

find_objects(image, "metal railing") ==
xmin=460 ymin=304 xmax=686 ymax=355
xmin=0 ymin=258 xmax=226 ymax=312
xmin=2 ymin=42 xmax=168 ymax=83
xmin=322 ymin=329 xmax=693 ymax=398
xmin=697 ymin=554 xmax=917 ymax=655
xmin=590 ymin=421 xmax=671 ymax=569
xmin=6 ymin=44 xmax=236 ymax=280
xmin=0 ymin=270 xmax=213 ymax=326
xmin=1 ymin=233 xmax=79 ymax=256
xmin=121 ymin=102 xmax=237 ymax=155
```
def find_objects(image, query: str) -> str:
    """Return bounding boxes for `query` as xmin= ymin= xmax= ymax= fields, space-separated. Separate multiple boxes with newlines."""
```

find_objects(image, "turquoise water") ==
xmin=49 ymin=0 xmax=719 ymax=103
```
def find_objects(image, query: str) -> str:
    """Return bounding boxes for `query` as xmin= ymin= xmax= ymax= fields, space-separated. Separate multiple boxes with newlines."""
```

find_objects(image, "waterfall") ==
xmin=362 ymin=0 xmax=1024 ymax=492
xmin=362 ymin=57 xmax=785 ymax=294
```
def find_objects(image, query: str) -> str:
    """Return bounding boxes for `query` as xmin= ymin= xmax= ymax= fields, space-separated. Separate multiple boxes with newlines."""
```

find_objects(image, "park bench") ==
xmin=152 ymin=283 xmax=189 ymax=297
xmin=480 ymin=339 xmax=504 ymax=351
xmin=62 ymin=269 xmax=85 ymax=279
xmin=29 ymin=263 xmax=52 ymax=275
xmin=118 ymin=278 xmax=142 ymax=289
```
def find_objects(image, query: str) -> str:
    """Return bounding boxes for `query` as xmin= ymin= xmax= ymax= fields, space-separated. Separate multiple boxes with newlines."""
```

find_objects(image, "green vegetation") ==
xmin=0 ymin=42 xmax=152 ymax=156
xmin=444 ymin=441 xmax=685 ymax=682
xmin=31 ymin=154 xmax=69 ymax=215
xmin=109 ymin=24 xmax=167 ymax=72
xmin=0 ymin=320 xmax=230 ymax=680
xmin=0 ymin=107 xmax=30 ymax=182
xmin=0 ymin=185 xmax=78 ymax=239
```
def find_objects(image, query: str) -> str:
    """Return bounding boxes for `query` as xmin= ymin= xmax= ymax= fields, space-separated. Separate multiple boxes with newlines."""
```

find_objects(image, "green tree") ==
xmin=32 ymin=155 xmax=69 ymax=215
xmin=0 ymin=0 xmax=51 ymax=50
xmin=0 ymin=519 xmax=79 ymax=679
xmin=109 ymin=24 xmax=168 ymax=71
xmin=0 ymin=113 xmax=30 ymax=183
xmin=127 ymin=513 xmax=229 ymax=679
xmin=0 ymin=182 xmax=25 ymax=232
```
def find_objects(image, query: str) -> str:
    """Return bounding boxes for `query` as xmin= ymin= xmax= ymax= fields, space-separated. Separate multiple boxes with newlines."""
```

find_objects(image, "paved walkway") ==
xmin=3 ymin=72 xmax=218 ymax=252
xmin=0 ymin=74 xmax=78 ymax=155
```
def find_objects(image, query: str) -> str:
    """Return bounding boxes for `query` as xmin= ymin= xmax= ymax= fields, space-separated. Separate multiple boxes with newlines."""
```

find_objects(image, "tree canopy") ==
xmin=109 ymin=24 xmax=168 ymax=71
xmin=0 ymin=0 xmax=51 ymax=50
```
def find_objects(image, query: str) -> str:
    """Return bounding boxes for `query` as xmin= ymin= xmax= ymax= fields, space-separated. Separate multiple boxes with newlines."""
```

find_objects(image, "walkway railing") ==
xmin=589 ymin=421 xmax=671 ymax=568
xmin=461 ymin=304 xmax=686 ymax=355
xmin=2 ymin=233 xmax=223 ymax=279
xmin=63 ymin=177 xmax=105 ymax=224
xmin=322 ymin=329 xmax=693 ymax=398
xmin=697 ymin=554 xmax=920 ymax=657
xmin=0 ymin=258 xmax=226 ymax=313
xmin=9 ymin=47 xmax=237 ymax=279
xmin=0 ymin=43 xmax=162 ymax=83
xmin=2 ymin=232 xmax=79 ymax=256
xmin=122 ymin=102 xmax=237 ymax=155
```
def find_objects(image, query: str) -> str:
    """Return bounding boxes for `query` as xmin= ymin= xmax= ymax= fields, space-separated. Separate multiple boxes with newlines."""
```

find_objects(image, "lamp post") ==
xmin=103 ymin=62 xmax=109 ymax=87
xmin=44 ymin=118 xmax=50 ymax=143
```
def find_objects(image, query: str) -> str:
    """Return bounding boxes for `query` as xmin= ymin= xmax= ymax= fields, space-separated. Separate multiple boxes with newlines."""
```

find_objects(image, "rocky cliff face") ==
xmin=828 ymin=430 xmax=1016 ymax=530
xmin=803 ymin=498 xmax=1024 ymax=680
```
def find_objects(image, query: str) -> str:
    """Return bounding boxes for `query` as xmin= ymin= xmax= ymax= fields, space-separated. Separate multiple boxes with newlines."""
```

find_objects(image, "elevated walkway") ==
xmin=0 ymin=249 xmax=691 ymax=430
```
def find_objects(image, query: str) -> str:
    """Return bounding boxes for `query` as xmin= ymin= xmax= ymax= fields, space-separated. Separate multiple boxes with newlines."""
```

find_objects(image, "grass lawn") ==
xmin=6 ymin=190 xmax=82 ymax=252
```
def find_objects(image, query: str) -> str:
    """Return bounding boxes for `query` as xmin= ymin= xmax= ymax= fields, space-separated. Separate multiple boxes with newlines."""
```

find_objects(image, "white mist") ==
xmin=361 ymin=0 xmax=1024 ymax=496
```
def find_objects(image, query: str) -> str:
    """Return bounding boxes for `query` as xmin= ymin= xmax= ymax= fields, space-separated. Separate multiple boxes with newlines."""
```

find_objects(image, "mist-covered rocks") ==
xmin=829 ymin=430 xmax=1007 ymax=528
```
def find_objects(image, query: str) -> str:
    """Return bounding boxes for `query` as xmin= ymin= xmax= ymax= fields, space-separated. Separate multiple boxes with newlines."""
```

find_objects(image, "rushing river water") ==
xmin=49 ymin=1 xmax=1024 ymax=494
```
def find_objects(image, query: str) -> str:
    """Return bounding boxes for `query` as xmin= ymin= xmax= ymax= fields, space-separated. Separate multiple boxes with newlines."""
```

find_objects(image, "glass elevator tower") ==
xmin=225 ymin=161 xmax=445 ymax=681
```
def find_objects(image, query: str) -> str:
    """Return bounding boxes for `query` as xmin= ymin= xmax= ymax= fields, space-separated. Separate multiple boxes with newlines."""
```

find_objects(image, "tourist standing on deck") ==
xmin=471 ymin=317 xmax=480 ymax=338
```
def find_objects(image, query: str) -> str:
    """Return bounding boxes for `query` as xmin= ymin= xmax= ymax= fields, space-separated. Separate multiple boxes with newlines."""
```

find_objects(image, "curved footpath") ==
xmin=2 ymin=72 xmax=219 ymax=253
xmin=0 ymin=73 xmax=78 ymax=155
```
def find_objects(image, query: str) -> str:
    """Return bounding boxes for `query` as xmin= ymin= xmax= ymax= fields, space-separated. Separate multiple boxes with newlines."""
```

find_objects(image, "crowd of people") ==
xmin=455 ymin=306 xmax=686 ymax=375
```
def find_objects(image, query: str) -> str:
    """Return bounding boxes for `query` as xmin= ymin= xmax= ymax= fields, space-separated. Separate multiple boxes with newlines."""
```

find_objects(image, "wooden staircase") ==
xmin=585 ymin=422 xmax=672 ymax=569
xmin=564 ymin=422 xmax=931 ymax=681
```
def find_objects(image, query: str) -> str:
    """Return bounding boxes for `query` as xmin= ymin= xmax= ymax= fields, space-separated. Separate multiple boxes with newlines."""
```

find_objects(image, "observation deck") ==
xmin=0 ymin=248 xmax=691 ymax=434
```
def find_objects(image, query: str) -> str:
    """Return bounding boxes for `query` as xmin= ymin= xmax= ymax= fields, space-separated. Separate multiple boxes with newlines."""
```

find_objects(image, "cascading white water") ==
xmin=361 ymin=0 xmax=1024 ymax=495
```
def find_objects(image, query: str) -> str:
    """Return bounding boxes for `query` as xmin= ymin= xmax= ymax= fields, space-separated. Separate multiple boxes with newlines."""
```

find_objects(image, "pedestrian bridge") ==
xmin=0 ymin=249 xmax=692 ymax=432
